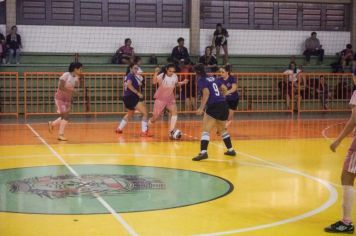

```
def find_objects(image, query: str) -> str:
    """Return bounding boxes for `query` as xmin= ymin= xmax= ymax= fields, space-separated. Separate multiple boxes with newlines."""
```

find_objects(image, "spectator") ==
xmin=212 ymin=23 xmax=229 ymax=64
xmin=116 ymin=38 xmax=135 ymax=65
xmin=340 ymin=44 xmax=354 ymax=72
xmin=179 ymin=61 xmax=196 ymax=111
xmin=303 ymin=32 xmax=324 ymax=65
xmin=199 ymin=46 xmax=218 ymax=73
xmin=0 ymin=31 xmax=5 ymax=64
xmin=316 ymin=75 xmax=330 ymax=110
xmin=281 ymin=62 xmax=302 ymax=109
xmin=6 ymin=25 xmax=22 ymax=64
xmin=170 ymin=37 xmax=190 ymax=71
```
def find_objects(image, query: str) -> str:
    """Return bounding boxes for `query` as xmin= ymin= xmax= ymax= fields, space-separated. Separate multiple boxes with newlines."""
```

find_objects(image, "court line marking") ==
xmin=25 ymin=124 xmax=138 ymax=236
xmin=182 ymin=132 xmax=337 ymax=235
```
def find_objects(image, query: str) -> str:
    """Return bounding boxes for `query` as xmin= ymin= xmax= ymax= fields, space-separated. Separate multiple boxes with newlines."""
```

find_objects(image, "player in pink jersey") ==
xmin=48 ymin=62 xmax=83 ymax=141
xmin=148 ymin=64 xmax=188 ymax=138
xmin=325 ymin=71 xmax=356 ymax=234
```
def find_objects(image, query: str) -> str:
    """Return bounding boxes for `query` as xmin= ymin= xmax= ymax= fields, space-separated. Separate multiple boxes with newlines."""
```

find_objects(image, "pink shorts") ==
xmin=153 ymin=99 xmax=176 ymax=117
xmin=343 ymin=151 xmax=356 ymax=174
xmin=55 ymin=99 xmax=71 ymax=113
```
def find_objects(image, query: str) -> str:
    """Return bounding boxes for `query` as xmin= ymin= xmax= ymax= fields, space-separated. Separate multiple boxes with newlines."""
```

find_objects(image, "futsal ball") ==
xmin=170 ymin=129 xmax=182 ymax=140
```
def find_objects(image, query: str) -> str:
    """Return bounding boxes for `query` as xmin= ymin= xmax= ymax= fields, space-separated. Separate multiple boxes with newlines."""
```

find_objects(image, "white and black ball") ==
xmin=170 ymin=129 xmax=182 ymax=140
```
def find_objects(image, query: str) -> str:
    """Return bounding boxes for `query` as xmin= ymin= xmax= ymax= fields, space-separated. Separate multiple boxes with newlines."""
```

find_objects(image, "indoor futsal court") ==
xmin=0 ymin=118 xmax=355 ymax=235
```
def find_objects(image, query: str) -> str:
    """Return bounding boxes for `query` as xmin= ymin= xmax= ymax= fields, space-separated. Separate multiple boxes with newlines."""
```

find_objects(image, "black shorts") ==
xmin=123 ymin=95 xmax=139 ymax=110
xmin=205 ymin=102 xmax=229 ymax=121
xmin=227 ymin=99 xmax=239 ymax=110
xmin=215 ymin=38 xmax=227 ymax=47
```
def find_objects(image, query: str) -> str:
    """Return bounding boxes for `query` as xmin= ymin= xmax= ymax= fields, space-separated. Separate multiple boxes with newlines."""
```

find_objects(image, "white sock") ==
xmin=200 ymin=150 xmax=207 ymax=154
xmin=141 ymin=120 xmax=148 ymax=132
xmin=118 ymin=119 xmax=127 ymax=130
xmin=169 ymin=115 xmax=177 ymax=132
xmin=59 ymin=119 xmax=68 ymax=135
xmin=52 ymin=117 xmax=61 ymax=127
xmin=342 ymin=185 xmax=354 ymax=224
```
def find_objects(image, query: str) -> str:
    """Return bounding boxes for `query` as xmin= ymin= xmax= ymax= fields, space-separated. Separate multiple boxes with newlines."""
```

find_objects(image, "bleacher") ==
xmin=0 ymin=52 xmax=341 ymax=73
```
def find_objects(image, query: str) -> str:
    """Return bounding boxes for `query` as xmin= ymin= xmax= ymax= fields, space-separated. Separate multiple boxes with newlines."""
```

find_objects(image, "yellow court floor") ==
xmin=0 ymin=119 xmax=354 ymax=236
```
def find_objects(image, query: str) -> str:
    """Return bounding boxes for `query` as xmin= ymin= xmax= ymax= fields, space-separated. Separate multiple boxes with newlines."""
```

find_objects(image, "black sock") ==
xmin=221 ymin=132 xmax=232 ymax=149
xmin=201 ymin=140 xmax=209 ymax=153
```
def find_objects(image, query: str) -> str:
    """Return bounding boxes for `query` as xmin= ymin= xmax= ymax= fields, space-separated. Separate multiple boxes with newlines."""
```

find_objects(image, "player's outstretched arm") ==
xmin=331 ymin=106 xmax=356 ymax=152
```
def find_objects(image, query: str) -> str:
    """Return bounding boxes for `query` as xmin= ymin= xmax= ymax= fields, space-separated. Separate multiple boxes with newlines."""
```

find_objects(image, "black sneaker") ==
xmin=324 ymin=221 xmax=354 ymax=234
xmin=192 ymin=152 xmax=208 ymax=161
xmin=224 ymin=150 xmax=236 ymax=156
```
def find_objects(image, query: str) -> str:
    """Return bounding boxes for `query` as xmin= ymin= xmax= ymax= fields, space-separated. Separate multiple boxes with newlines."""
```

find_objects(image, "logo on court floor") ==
xmin=8 ymin=174 xmax=166 ymax=199
xmin=0 ymin=165 xmax=233 ymax=214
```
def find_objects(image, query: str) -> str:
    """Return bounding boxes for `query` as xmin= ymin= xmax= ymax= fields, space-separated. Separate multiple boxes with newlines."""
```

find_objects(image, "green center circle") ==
xmin=0 ymin=164 xmax=233 ymax=214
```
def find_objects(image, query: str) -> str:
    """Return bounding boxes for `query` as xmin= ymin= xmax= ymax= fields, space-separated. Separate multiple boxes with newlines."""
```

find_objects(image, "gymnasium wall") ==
xmin=16 ymin=25 xmax=350 ymax=56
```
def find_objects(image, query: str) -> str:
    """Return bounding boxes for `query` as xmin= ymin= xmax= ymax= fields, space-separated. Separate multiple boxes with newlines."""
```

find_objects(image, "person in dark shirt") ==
xmin=170 ymin=37 xmax=190 ymax=71
xmin=218 ymin=64 xmax=238 ymax=128
xmin=0 ymin=31 xmax=5 ymax=64
xmin=116 ymin=38 xmax=135 ymax=65
xmin=6 ymin=25 xmax=22 ymax=64
xmin=199 ymin=46 xmax=218 ymax=73
xmin=212 ymin=23 xmax=229 ymax=64
xmin=192 ymin=63 xmax=236 ymax=161
xmin=115 ymin=63 xmax=151 ymax=137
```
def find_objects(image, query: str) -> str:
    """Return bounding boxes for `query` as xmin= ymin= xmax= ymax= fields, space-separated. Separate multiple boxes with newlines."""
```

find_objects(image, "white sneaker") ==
xmin=57 ymin=135 xmax=68 ymax=141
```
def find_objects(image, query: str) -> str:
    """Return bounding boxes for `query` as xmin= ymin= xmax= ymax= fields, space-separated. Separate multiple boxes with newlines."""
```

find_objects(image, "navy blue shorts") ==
xmin=205 ymin=102 xmax=229 ymax=121
xmin=123 ymin=95 xmax=139 ymax=110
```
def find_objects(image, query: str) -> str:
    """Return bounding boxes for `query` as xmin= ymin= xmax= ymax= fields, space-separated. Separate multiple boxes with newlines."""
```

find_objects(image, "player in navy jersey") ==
xmin=116 ymin=63 xmax=151 ymax=137
xmin=192 ymin=63 xmax=236 ymax=161
xmin=219 ymin=65 xmax=238 ymax=128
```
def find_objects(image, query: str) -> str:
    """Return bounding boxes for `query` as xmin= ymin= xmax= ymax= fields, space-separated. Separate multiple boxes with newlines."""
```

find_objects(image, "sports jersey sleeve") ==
xmin=156 ymin=73 xmax=163 ymax=83
xmin=198 ymin=78 xmax=207 ymax=92
xmin=59 ymin=73 xmax=69 ymax=82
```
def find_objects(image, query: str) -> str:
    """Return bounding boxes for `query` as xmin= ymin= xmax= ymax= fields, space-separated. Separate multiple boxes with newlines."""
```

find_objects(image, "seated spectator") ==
xmin=280 ymin=62 xmax=302 ymax=109
xmin=199 ymin=46 xmax=218 ymax=73
xmin=303 ymin=32 xmax=324 ymax=65
xmin=211 ymin=23 xmax=229 ymax=64
xmin=316 ymin=75 xmax=330 ymax=110
xmin=170 ymin=37 xmax=190 ymax=71
xmin=0 ymin=31 xmax=5 ymax=64
xmin=6 ymin=25 xmax=22 ymax=64
xmin=116 ymin=38 xmax=135 ymax=65
xmin=339 ymin=44 xmax=353 ymax=72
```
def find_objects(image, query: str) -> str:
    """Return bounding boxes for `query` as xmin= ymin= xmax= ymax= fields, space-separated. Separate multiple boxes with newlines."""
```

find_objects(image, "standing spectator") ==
xmin=0 ymin=31 xmax=5 ymax=64
xmin=211 ymin=23 xmax=229 ymax=64
xmin=171 ymin=37 xmax=190 ymax=71
xmin=199 ymin=46 xmax=218 ymax=73
xmin=6 ymin=25 xmax=22 ymax=64
xmin=48 ymin=62 xmax=83 ymax=141
xmin=303 ymin=32 xmax=324 ymax=65
xmin=116 ymin=38 xmax=135 ymax=65
xmin=340 ymin=44 xmax=353 ymax=72
xmin=325 ymin=70 xmax=356 ymax=234
xmin=316 ymin=75 xmax=330 ymax=110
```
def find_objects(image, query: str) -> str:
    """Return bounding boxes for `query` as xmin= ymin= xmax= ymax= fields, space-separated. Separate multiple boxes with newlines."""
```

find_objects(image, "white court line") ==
xmin=26 ymin=124 xmax=138 ymax=236
xmin=183 ymin=132 xmax=338 ymax=235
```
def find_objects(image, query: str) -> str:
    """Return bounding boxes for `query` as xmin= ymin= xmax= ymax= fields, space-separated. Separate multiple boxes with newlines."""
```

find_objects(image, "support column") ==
xmin=6 ymin=0 xmax=16 ymax=33
xmin=190 ymin=0 xmax=200 ymax=56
